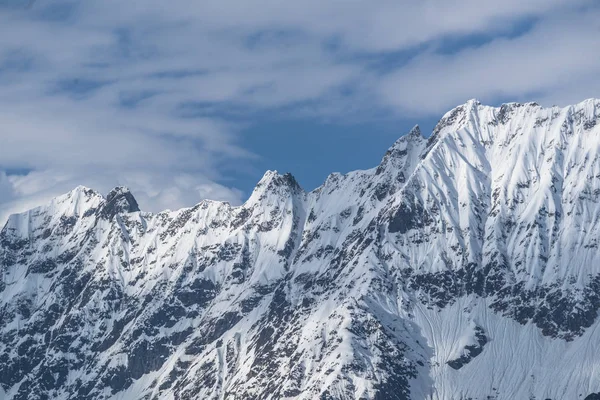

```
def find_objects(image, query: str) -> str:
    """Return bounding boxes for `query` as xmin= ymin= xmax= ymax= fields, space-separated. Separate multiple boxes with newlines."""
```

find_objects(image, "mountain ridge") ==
xmin=7 ymin=96 xmax=597 ymax=225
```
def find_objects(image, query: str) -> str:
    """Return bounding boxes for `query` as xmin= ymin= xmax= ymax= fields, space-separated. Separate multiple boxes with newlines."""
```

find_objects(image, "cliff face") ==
xmin=1 ymin=99 xmax=600 ymax=400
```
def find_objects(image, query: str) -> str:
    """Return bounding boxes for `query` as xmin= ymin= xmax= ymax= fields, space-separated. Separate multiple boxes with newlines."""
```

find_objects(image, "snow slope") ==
xmin=1 ymin=99 xmax=600 ymax=399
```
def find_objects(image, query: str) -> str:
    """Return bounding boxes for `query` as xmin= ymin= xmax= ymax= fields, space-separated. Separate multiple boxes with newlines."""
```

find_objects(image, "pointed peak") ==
xmin=443 ymin=98 xmax=481 ymax=116
xmin=71 ymin=184 xmax=96 ymax=193
xmin=386 ymin=125 xmax=424 ymax=152
xmin=255 ymin=171 xmax=302 ymax=191
xmin=430 ymin=101 xmax=476 ymax=140
xmin=281 ymin=172 xmax=301 ymax=189
xmin=256 ymin=170 xmax=280 ymax=186
xmin=408 ymin=124 xmax=422 ymax=138
xmin=247 ymin=170 xmax=304 ymax=204
xmin=50 ymin=185 xmax=104 ymax=218
xmin=375 ymin=125 xmax=426 ymax=175
xmin=1 ymin=185 xmax=105 ymax=235
xmin=101 ymin=186 xmax=140 ymax=219
xmin=465 ymin=98 xmax=481 ymax=107
xmin=62 ymin=185 xmax=102 ymax=200
xmin=106 ymin=186 xmax=134 ymax=202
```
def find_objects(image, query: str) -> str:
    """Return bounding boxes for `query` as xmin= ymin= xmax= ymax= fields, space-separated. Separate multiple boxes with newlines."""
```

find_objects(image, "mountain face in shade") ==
xmin=2 ymin=99 xmax=600 ymax=400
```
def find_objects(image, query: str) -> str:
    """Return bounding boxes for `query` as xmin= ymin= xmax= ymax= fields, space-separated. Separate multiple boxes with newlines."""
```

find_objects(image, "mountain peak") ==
xmin=100 ymin=186 xmax=140 ymax=219
xmin=245 ymin=170 xmax=304 ymax=206
xmin=407 ymin=124 xmax=422 ymax=138
xmin=465 ymin=98 xmax=481 ymax=108
xmin=257 ymin=170 xmax=302 ymax=191
xmin=106 ymin=186 xmax=133 ymax=202
xmin=385 ymin=124 xmax=422 ymax=151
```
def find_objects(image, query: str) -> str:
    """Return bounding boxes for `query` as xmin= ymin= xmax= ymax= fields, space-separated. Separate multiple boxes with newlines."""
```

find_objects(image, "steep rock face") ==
xmin=1 ymin=99 xmax=600 ymax=400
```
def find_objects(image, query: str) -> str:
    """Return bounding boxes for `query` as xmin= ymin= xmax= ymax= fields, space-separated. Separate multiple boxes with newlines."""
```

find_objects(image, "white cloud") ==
xmin=0 ymin=0 xmax=597 ymax=225
xmin=77 ymin=0 xmax=589 ymax=52
xmin=378 ymin=9 xmax=600 ymax=114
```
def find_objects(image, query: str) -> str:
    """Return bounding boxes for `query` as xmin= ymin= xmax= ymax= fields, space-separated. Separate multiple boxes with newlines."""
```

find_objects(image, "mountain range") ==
xmin=2 ymin=99 xmax=600 ymax=399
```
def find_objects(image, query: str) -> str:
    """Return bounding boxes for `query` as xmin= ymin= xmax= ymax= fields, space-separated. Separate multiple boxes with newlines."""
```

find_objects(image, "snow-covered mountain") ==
xmin=2 ymin=99 xmax=600 ymax=400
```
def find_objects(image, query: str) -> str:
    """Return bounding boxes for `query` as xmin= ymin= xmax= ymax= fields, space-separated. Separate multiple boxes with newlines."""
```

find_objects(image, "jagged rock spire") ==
xmin=100 ymin=186 xmax=140 ymax=219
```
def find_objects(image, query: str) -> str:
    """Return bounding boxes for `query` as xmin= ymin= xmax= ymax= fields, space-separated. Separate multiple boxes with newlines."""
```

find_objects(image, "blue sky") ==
xmin=1 ymin=0 xmax=599 ymax=223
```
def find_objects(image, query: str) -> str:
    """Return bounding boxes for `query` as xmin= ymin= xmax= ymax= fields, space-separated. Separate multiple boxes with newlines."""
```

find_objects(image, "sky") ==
xmin=1 ymin=0 xmax=599 ymax=225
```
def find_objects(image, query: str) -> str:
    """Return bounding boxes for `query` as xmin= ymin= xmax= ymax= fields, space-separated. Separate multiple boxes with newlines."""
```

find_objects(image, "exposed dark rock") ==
xmin=100 ymin=186 xmax=140 ymax=219
xmin=447 ymin=327 xmax=488 ymax=370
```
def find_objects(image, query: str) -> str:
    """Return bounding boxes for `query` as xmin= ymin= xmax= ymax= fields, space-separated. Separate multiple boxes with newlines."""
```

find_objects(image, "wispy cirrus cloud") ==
xmin=378 ymin=8 xmax=600 ymax=114
xmin=0 ymin=0 xmax=598 ymax=225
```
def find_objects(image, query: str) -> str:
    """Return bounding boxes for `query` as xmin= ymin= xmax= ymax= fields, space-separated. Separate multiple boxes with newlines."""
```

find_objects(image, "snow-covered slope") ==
xmin=2 ymin=99 xmax=600 ymax=400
